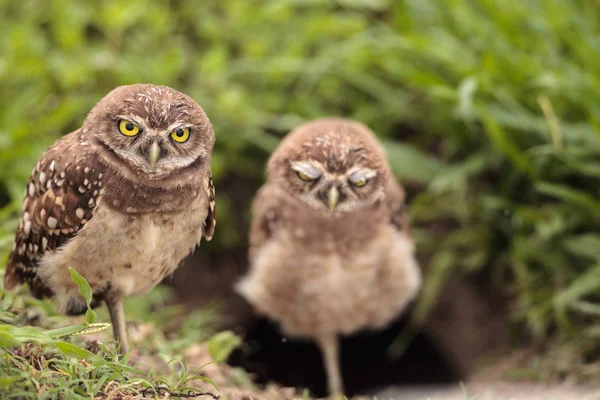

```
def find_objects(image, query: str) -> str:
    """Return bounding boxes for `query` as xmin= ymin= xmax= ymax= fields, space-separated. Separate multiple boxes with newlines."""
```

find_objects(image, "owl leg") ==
xmin=106 ymin=295 xmax=128 ymax=354
xmin=317 ymin=333 xmax=343 ymax=397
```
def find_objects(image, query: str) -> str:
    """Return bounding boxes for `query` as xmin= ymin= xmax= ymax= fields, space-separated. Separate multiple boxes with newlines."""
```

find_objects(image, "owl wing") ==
xmin=202 ymin=173 xmax=216 ymax=241
xmin=248 ymin=184 xmax=282 ymax=264
xmin=386 ymin=176 xmax=412 ymax=234
xmin=4 ymin=131 xmax=105 ymax=298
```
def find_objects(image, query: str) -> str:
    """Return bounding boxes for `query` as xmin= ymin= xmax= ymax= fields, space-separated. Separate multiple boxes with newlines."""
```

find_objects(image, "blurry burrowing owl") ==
xmin=4 ymin=84 xmax=216 ymax=353
xmin=237 ymin=118 xmax=421 ymax=396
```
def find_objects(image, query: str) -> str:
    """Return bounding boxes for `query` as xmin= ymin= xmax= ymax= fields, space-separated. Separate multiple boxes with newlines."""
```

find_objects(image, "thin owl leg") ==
xmin=317 ymin=333 xmax=343 ymax=397
xmin=106 ymin=295 xmax=128 ymax=354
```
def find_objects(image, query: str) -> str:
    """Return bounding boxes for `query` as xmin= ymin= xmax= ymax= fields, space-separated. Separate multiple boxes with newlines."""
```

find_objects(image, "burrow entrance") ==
xmin=174 ymin=252 xmax=509 ymax=398
xmin=227 ymin=315 xmax=459 ymax=398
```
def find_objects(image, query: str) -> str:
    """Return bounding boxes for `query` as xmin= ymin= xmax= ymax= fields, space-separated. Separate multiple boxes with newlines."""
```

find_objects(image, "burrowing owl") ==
xmin=4 ymin=84 xmax=216 ymax=353
xmin=237 ymin=118 xmax=421 ymax=396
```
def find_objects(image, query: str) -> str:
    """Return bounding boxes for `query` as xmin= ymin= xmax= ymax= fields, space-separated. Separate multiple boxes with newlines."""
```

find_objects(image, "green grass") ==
xmin=1 ymin=0 xmax=600 ymax=384
xmin=0 ymin=268 xmax=234 ymax=399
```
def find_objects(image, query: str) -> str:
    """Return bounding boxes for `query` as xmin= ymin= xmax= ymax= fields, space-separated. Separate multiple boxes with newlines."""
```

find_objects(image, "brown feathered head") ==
xmin=267 ymin=117 xmax=390 ymax=214
xmin=84 ymin=84 xmax=215 ymax=181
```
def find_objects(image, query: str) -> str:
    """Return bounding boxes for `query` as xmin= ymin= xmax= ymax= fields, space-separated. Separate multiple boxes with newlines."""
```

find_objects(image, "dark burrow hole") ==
xmin=227 ymin=315 xmax=460 ymax=398
xmin=174 ymin=250 xmax=473 ymax=398
xmin=175 ymin=246 xmax=498 ymax=398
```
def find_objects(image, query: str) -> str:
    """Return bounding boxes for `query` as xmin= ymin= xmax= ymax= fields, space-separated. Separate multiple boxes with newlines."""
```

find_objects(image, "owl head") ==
xmin=85 ymin=84 xmax=214 ymax=180
xmin=267 ymin=117 xmax=390 ymax=214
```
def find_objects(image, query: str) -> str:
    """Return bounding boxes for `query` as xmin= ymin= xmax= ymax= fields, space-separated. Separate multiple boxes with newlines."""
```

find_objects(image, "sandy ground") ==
xmin=175 ymin=343 xmax=600 ymax=400
xmin=86 ymin=327 xmax=600 ymax=400
xmin=373 ymin=383 xmax=600 ymax=400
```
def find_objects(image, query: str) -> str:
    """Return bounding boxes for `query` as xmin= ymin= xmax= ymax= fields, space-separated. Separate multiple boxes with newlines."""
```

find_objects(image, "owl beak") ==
xmin=148 ymin=142 xmax=161 ymax=170
xmin=328 ymin=186 xmax=339 ymax=213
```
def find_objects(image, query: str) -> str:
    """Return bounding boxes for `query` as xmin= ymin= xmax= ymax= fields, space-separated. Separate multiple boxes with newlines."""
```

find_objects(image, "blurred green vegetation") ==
xmin=1 ymin=0 xmax=600 ymax=373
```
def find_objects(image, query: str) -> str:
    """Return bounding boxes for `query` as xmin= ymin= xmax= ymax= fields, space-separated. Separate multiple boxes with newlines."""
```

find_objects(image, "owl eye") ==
xmin=349 ymin=171 xmax=369 ymax=187
xmin=297 ymin=171 xmax=319 ymax=182
xmin=119 ymin=120 xmax=141 ymax=137
xmin=171 ymin=127 xmax=191 ymax=143
xmin=351 ymin=178 xmax=368 ymax=187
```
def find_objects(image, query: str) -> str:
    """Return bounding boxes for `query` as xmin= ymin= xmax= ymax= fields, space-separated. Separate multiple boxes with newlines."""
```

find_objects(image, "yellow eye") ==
xmin=352 ymin=178 xmax=368 ymax=187
xmin=297 ymin=171 xmax=318 ymax=182
xmin=171 ymin=127 xmax=190 ymax=143
xmin=118 ymin=120 xmax=140 ymax=137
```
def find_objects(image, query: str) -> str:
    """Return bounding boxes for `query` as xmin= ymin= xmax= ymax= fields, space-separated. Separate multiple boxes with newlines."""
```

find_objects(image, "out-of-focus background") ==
xmin=1 ymin=0 xmax=599 ymax=398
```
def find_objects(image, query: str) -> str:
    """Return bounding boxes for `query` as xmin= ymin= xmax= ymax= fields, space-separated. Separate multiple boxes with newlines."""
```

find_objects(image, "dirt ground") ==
xmin=374 ymin=383 xmax=600 ymax=400
xmin=129 ymin=341 xmax=600 ymax=400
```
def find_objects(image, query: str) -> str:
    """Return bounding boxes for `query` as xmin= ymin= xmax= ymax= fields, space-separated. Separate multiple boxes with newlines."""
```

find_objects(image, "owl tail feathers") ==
xmin=3 ymin=266 xmax=20 ymax=290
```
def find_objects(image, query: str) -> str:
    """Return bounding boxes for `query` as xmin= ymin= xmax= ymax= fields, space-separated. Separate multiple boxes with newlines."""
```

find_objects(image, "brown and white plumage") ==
xmin=237 ymin=118 xmax=421 ymax=396
xmin=4 ymin=84 xmax=216 ymax=353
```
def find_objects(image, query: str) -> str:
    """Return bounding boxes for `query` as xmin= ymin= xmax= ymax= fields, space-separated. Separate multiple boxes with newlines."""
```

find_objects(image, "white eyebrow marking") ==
xmin=347 ymin=167 xmax=377 ymax=177
xmin=291 ymin=161 xmax=323 ymax=178
xmin=165 ymin=121 xmax=193 ymax=133
xmin=116 ymin=115 xmax=146 ymax=130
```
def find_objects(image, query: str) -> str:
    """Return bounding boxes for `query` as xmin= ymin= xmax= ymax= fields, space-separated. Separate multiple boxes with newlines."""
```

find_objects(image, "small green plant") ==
xmin=207 ymin=330 xmax=242 ymax=363
xmin=0 ymin=267 xmax=110 ymax=349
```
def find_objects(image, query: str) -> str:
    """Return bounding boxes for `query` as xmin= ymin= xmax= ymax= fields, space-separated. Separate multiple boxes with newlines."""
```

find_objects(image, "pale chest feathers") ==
xmin=38 ymin=197 xmax=208 ymax=299
xmin=239 ymin=223 xmax=422 ymax=337
xmin=257 ymin=223 xmax=403 ymax=278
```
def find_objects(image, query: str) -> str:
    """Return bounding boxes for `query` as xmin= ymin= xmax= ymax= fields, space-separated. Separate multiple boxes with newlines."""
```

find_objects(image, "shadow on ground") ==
xmin=228 ymin=316 xmax=459 ymax=398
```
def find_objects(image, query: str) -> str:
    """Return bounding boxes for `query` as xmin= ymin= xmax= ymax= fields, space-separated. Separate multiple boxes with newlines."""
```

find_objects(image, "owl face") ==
xmin=288 ymin=160 xmax=381 ymax=213
xmin=268 ymin=118 xmax=389 ymax=214
xmin=86 ymin=84 xmax=214 ymax=180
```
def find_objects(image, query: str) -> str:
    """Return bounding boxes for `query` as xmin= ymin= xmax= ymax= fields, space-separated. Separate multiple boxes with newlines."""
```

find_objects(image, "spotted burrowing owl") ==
xmin=236 ymin=118 xmax=421 ymax=396
xmin=4 ymin=84 xmax=216 ymax=353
